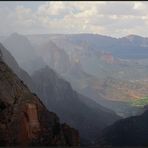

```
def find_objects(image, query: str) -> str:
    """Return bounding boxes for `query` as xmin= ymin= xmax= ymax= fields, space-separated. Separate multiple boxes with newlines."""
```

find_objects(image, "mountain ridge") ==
xmin=31 ymin=65 xmax=121 ymax=144
xmin=0 ymin=45 xmax=80 ymax=146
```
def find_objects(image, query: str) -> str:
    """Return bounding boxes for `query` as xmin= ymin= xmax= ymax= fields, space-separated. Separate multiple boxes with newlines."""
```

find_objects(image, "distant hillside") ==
xmin=0 ymin=43 xmax=35 ymax=92
xmin=3 ymin=33 xmax=46 ymax=74
xmin=97 ymin=110 xmax=148 ymax=146
xmin=27 ymin=33 xmax=148 ymax=117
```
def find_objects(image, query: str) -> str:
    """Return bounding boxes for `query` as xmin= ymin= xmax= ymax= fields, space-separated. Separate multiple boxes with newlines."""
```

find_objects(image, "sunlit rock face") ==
xmin=0 ymin=47 xmax=80 ymax=146
xmin=19 ymin=103 xmax=41 ymax=145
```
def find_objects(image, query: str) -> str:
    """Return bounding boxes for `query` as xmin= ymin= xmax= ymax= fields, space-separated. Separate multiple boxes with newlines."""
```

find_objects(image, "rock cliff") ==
xmin=0 ymin=50 xmax=80 ymax=146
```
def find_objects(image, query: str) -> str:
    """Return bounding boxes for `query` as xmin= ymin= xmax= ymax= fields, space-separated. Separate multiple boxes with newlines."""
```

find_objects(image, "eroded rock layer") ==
xmin=0 ymin=54 xmax=80 ymax=146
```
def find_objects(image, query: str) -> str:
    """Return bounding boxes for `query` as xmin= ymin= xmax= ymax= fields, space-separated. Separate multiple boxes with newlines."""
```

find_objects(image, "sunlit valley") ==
xmin=1 ymin=1 xmax=148 ymax=147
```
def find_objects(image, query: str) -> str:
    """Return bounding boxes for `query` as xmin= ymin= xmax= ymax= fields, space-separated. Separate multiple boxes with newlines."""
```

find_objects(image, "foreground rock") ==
xmin=0 ymin=51 xmax=80 ymax=146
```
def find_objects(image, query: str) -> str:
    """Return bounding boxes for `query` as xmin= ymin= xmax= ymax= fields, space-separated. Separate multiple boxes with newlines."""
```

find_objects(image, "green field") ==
xmin=129 ymin=96 xmax=148 ymax=107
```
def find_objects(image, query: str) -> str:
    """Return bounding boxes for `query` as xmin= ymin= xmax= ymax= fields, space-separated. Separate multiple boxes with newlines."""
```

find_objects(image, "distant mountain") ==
xmin=27 ymin=33 xmax=148 ymax=59
xmin=27 ymin=34 xmax=148 ymax=117
xmin=31 ymin=66 xmax=120 ymax=144
xmin=97 ymin=110 xmax=148 ymax=146
xmin=1 ymin=32 xmax=148 ymax=146
xmin=0 ymin=47 xmax=80 ymax=146
xmin=0 ymin=43 xmax=35 ymax=92
xmin=0 ymin=41 xmax=120 ymax=144
xmin=121 ymin=34 xmax=148 ymax=47
xmin=27 ymin=34 xmax=148 ymax=81
xmin=36 ymin=41 xmax=71 ymax=74
xmin=3 ymin=33 xmax=46 ymax=74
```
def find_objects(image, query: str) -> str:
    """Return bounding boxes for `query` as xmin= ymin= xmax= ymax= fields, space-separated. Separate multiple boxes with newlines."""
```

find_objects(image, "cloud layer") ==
xmin=0 ymin=1 xmax=148 ymax=37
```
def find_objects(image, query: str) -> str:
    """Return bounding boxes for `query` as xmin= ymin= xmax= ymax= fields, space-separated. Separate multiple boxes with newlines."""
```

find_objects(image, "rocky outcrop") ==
xmin=62 ymin=123 xmax=80 ymax=146
xmin=19 ymin=103 xmax=41 ymax=145
xmin=0 ymin=50 xmax=80 ymax=146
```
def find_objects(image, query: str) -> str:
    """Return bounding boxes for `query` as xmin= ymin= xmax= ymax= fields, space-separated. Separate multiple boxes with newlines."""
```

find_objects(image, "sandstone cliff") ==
xmin=0 ymin=52 xmax=80 ymax=146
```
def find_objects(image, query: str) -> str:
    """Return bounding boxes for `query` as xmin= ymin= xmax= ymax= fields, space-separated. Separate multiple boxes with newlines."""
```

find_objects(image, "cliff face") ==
xmin=0 ymin=51 xmax=80 ymax=146
xmin=31 ymin=66 xmax=120 ymax=144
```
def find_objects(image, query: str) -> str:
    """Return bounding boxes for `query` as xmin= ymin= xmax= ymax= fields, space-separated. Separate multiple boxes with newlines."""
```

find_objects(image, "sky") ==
xmin=0 ymin=1 xmax=148 ymax=37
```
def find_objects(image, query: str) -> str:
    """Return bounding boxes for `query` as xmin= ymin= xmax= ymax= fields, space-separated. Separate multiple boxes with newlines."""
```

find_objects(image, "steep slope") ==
xmin=36 ymin=41 xmax=70 ymax=74
xmin=0 ymin=49 xmax=80 ymax=146
xmin=0 ymin=43 xmax=35 ymax=92
xmin=0 ymin=41 xmax=120 ymax=144
xmin=97 ymin=110 xmax=148 ymax=146
xmin=3 ymin=33 xmax=46 ymax=74
xmin=31 ymin=66 xmax=120 ymax=144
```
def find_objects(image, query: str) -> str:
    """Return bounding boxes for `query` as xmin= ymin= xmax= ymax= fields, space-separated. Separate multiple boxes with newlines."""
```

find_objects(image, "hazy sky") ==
xmin=1 ymin=1 xmax=148 ymax=37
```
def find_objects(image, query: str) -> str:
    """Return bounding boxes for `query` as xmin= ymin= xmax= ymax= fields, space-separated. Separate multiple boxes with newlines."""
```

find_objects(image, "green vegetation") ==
xmin=129 ymin=96 xmax=148 ymax=107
